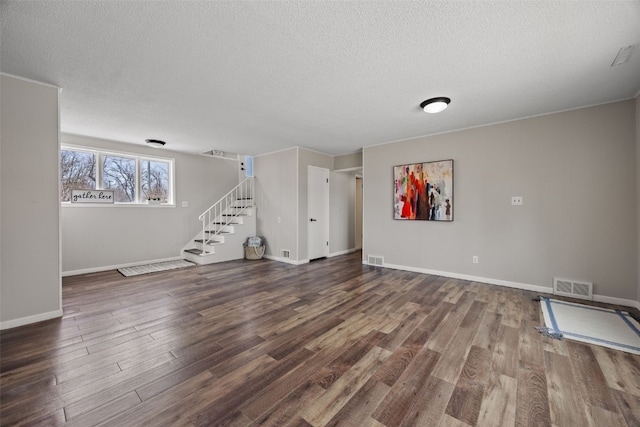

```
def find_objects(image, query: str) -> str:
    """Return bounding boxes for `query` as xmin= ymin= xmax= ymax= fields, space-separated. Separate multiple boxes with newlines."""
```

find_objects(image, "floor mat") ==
xmin=538 ymin=297 xmax=640 ymax=355
xmin=118 ymin=259 xmax=195 ymax=277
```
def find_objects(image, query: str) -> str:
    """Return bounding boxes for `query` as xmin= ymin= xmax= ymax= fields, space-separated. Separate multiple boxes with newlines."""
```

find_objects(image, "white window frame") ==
xmin=61 ymin=144 xmax=175 ymax=207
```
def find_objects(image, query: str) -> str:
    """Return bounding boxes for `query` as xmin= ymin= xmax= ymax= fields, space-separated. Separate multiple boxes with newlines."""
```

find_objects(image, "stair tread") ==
xmin=194 ymin=239 xmax=223 ymax=244
xmin=204 ymin=230 xmax=230 ymax=234
xmin=185 ymin=248 xmax=210 ymax=255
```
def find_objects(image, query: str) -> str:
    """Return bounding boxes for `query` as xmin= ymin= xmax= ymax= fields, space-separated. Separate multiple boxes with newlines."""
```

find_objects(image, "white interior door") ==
xmin=308 ymin=166 xmax=329 ymax=260
xmin=355 ymin=176 xmax=363 ymax=250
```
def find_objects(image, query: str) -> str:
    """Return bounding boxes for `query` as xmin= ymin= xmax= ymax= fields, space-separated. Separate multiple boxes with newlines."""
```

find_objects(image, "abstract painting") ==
xmin=393 ymin=159 xmax=453 ymax=221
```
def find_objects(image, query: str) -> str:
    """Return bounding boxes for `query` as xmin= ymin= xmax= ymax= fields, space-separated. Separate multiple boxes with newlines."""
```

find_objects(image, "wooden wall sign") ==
xmin=71 ymin=189 xmax=114 ymax=204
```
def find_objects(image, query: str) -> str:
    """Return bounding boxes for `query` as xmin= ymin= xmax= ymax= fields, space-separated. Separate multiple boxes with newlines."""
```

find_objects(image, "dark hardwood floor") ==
xmin=1 ymin=251 xmax=639 ymax=426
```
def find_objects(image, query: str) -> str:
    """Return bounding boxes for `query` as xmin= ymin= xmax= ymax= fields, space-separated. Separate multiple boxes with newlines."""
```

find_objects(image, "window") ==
xmin=61 ymin=146 xmax=174 ymax=205
xmin=244 ymin=155 xmax=254 ymax=178
xmin=60 ymin=149 xmax=96 ymax=202
xmin=141 ymin=159 xmax=170 ymax=202
xmin=103 ymin=155 xmax=137 ymax=203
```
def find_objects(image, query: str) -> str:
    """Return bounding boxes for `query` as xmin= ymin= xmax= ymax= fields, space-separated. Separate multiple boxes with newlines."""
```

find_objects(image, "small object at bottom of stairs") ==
xmin=244 ymin=245 xmax=265 ymax=260
xmin=244 ymin=236 xmax=266 ymax=260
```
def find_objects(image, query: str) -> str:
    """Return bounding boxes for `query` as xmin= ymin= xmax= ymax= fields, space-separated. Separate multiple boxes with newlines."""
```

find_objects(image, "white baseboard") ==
xmin=328 ymin=248 xmax=358 ymax=258
xmin=62 ymin=255 xmax=184 ymax=277
xmin=593 ymin=294 xmax=640 ymax=311
xmin=263 ymin=254 xmax=309 ymax=265
xmin=379 ymin=261 xmax=552 ymax=294
xmin=364 ymin=261 xmax=640 ymax=311
xmin=265 ymin=248 xmax=357 ymax=264
xmin=0 ymin=309 xmax=63 ymax=331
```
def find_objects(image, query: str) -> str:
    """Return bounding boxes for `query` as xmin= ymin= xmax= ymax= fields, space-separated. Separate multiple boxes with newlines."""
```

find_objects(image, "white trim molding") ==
xmin=266 ymin=248 xmax=357 ymax=263
xmin=0 ymin=72 xmax=60 ymax=89
xmin=328 ymin=248 xmax=358 ymax=258
xmin=364 ymin=261 xmax=640 ymax=311
xmin=263 ymin=254 xmax=309 ymax=265
xmin=378 ymin=262 xmax=552 ymax=294
xmin=593 ymin=295 xmax=640 ymax=311
xmin=62 ymin=255 xmax=184 ymax=277
xmin=0 ymin=309 xmax=63 ymax=331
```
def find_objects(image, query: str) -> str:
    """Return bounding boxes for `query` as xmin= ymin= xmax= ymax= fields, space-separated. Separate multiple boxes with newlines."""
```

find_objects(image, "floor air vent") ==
xmin=553 ymin=277 xmax=593 ymax=300
xmin=368 ymin=255 xmax=384 ymax=267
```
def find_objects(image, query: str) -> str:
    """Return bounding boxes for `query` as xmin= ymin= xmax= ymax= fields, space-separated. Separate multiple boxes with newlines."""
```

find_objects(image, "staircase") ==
xmin=182 ymin=177 xmax=256 ymax=265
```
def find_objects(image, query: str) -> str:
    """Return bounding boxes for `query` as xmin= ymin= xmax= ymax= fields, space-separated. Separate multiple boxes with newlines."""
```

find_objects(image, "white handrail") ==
xmin=198 ymin=177 xmax=254 ymax=255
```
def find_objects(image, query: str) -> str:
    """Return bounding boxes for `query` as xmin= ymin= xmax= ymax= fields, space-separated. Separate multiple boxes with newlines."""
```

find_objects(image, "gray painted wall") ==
xmin=364 ymin=100 xmax=637 ymax=301
xmin=298 ymin=148 xmax=334 ymax=261
xmin=255 ymin=147 xmax=357 ymax=262
xmin=329 ymin=171 xmax=356 ymax=255
xmin=254 ymin=148 xmax=299 ymax=260
xmin=334 ymin=151 xmax=363 ymax=170
xmin=61 ymin=134 xmax=238 ymax=273
xmin=1 ymin=74 xmax=61 ymax=327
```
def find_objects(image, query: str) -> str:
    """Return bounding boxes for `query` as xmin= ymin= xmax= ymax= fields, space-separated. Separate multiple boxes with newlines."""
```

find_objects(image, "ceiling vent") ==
xmin=611 ymin=44 xmax=638 ymax=66
xmin=202 ymin=150 xmax=238 ymax=160
xmin=553 ymin=277 xmax=593 ymax=300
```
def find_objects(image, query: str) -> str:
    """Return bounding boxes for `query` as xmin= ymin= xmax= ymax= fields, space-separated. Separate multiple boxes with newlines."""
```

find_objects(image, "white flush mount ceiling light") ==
xmin=145 ymin=139 xmax=166 ymax=148
xmin=420 ymin=97 xmax=451 ymax=113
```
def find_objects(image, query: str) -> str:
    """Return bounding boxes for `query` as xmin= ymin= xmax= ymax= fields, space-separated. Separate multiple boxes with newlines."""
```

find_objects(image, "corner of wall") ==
xmin=1 ymin=74 xmax=61 ymax=328
xmin=363 ymin=101 xmax=637 ymax=302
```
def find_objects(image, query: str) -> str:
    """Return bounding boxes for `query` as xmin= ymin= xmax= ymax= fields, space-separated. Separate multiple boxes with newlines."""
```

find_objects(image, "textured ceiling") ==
xmin=1 ymin=1 xmax=639 ymax=156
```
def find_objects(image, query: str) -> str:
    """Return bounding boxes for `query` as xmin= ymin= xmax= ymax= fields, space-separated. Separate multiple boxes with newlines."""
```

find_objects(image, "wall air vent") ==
xmin=281 ymin=249 xmax=290 ymax=259
xmin=611 ymin=44 xmax=638 ymax=66
xmin=553 ymin=277 xmax=593 ymax=300
xmin=367 ymin=255 xmax=384 ymax=267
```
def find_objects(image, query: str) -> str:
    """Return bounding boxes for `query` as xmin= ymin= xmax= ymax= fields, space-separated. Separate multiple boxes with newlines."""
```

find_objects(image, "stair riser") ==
xmin=182 ymin=193 xmax=256 ymax=265
xmin=183 ymin=217 xmax=256 ymax=265
xmin=184 ymin=251 xmax=215 ymax=265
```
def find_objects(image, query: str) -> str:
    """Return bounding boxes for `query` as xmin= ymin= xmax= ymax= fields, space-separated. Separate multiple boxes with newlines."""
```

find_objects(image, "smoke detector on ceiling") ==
xmin=611 ymin=43 xmax=638 ymax=66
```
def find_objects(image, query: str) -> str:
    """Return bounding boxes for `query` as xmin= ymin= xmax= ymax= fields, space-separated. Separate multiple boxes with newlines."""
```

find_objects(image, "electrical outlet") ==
xmin=511 ymin=196 xmax=523 ymax=206
xmin=472 ymin=256 xmax=478 ymax=264
xmin=181 ymin=201 xmax=188 ymax=208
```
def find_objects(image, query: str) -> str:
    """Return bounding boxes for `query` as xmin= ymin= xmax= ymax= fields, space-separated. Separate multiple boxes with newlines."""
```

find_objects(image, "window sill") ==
xmin=62 ymin=203 xmax=176 ymax=208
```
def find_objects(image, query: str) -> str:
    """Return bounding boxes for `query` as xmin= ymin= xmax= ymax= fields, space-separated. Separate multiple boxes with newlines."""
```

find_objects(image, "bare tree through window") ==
xmin=141 ymin=160 xmax=170 ymax=202
xmin=60 ymin=150 xmax=96 ymax=202
xmin=61 ymin=147 xmax=173 ymax=204
xmin=103 ymin=155 xmax=136 ymax=202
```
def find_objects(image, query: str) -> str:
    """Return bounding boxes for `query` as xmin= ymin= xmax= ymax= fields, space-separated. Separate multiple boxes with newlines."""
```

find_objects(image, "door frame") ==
xmin=355 ymin=175 xmax=363 ymax=250
xmin=307 ymin=166 xmax=330 ymax=260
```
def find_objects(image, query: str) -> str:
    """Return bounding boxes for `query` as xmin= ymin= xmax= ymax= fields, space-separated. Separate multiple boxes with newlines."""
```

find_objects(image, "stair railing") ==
xmin=198 ymin=177 xmax=254 ymax=255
